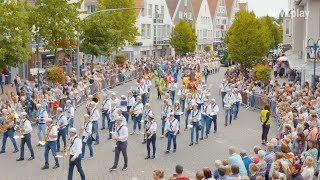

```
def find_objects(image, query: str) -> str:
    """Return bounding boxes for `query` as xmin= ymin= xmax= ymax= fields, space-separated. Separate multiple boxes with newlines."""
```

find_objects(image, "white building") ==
xmin=122 ymin=0 xmax=173 ymax=60
xmin=192 ymin=0 xmax=214 ymax=51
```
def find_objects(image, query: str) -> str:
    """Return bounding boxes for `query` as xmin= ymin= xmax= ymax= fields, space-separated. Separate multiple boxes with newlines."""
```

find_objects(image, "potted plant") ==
xmin=45 ymin=65 xmax=66 ymax=84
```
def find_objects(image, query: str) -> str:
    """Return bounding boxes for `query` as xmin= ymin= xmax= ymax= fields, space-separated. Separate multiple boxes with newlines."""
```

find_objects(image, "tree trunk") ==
xmin=91 ymin=55 xmax=94 ymax=74
xmin=54 ymin=48 xmax=59 ymax=65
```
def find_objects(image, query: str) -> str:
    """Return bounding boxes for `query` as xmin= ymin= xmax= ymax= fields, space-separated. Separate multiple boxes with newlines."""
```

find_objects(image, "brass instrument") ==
xmin=129 ymin=109 xmax=137 ymax=116
xmin=180 ymin=94 xmax=186 ymax=100
xmin=92 ymin=95 xmax=99 ymax=104
xmin=40 ymin=124 xmax=53 ymax=145
xmin=0 ymin=111 xmax=16 ymax=133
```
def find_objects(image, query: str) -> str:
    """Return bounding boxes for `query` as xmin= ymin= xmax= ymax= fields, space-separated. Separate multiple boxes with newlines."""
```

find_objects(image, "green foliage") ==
xmin=204 ymin=45 xmax=211 ymax=53
xmin=259 ymin=16 xmax=282 ymax=49
xmin=225 ymin=11 xmax=272 ymax=71
xmin=170 ymin=19 xmax=196 ymax=55
xmin=114 ymin=53 xmax=127 ymax=65
xmin=97 ymin=0 xmax=139 ymax=51
xmin=253 ymin=64 xmax=271 ymax=82
xmin=0 ymin=1 xmax=32 ymax=68
xmin=30 ymin=0 xmax=81 ymax=63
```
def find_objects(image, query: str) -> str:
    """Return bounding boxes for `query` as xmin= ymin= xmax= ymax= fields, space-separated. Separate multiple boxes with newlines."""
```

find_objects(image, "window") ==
xmin=155 ymin=5 xmax=159 ymax=18
xmin=184 ymin=0 xmax=187 ymax=6
xmin=167 ymin=25 xmax=171 ymax=37
xmin=162 ymin=25 xmax=166 ymax=37
xmin=184 ymin=12 xmax=188 ymax=19
xmin=87 ymin=5 xmax=96 ymax=14
xmin=179 ymin=11 xmax=183 ymax=19
xmin=285 ymin=19 xmax=290 ymax=35
xmin=154 ymin=25 xmax=157 ymax=37
xmin=148 ymin=4 xmax=152 ymax=17
xmin=161 ymin=6 xmax=164 ymax=19
xmin=222 ymin=19 xmax=227 ymax=24
xmin=203 ymin=29 xmax=207 ymax=38
xmin=216 ymin=19 xmax=220 ymax=25
xmin=147 ymin=24 xmax=151 ymax=38
xmin=188 ymin=12 xmax=192 ymax=20
xmin=200 ymin=30 xmax=202 ymax=38
xmin=141 ymin=24 xmax=146 ymax=38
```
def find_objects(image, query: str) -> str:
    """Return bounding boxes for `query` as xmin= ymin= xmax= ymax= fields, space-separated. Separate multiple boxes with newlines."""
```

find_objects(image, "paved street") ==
xmin=0 ymin=67 xmax=277 ymax=180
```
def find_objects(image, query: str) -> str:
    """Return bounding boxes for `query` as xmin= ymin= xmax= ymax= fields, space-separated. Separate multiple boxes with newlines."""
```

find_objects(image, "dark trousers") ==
xmin=0 ymin=82 xmax=3 ymax=94
xmin=68 ymin=155 xmax=85 ymax=180
xmin=57 ymin=128 xmax=66 ymax=151
xmin=261 ymin=124 xmax=270 ymax=141
xmin=20 ymin=133 xmax=34 ymax=158
xmin=208 ymin=115 xmax=217 ymax=132
xmin=44 ymin=141 xmax=59 ymax=166
xmin=1 ymin=128 xmax=18 ymax=151
xmin=141 ymin=93 xmax=146 ymax=105
xmin=221 ymin=92 xmax=226 ymax=107
xmin=113 ymin=141 xmax=128 ymax=167
xmin=167 ymin=132 xmax=177 ymax=151
xmin=108 ymin=121 xmax=115 ymax=139
xmin=146 ymin=134 xmax=156 ymax=157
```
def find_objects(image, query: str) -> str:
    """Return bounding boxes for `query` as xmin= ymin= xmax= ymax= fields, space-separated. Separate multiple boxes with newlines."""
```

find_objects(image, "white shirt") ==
xmin=114 ymin=124 xmax=128 ymax=142
xmin=165 ymin=118 xmax=179 ymax=132
xmin=101 ymin=99 xmax=110 ymax=112
xmin=169 ymin=82 xmax=177 ymax=91
xmin=90 ymin=107 xmax=100 ymax=121
xmin=109 ymin=107 xmax=118 ymax=122
xmin=196 ymin=92 xmax=204 ymax=104
xmin=201 ymin=104 xmax=212 ymax=116
xmin=110 ymin=97 xmax=120 ymax=108
xmin=161 ymin=105 xmax=171 ymax=118
xmin=174 ymin=106 xmax=182 ymax=115
xmin=69 ymin=135 xmax=82 ymax=158
xmin=143 ymin=108 xmax=153 ymax=121
xmin=223 ymin=93 xmax=236 ymax=106
xmin=82 ymin=121 xmax=92 ymax=138
xmin=127 ymin=96 xmax=135 ymax=106
xmin=190 ymin=109 xmax=201 ymax=122
xmin=145 ymin=120 xmax=157 ymax=134
xmin=210 ymin=103 xmax=219 ymax=116
xmin=119 ymin=99 xmax=128 ymax=112
xmin=177 ymin=89 xmax=188 ymax=96
xmin=139 ymin=83 xmax=148 ymax=94
xmin=37 ymin=109 xmax=48 ymax=124
xmin=46 ymin=125 xmax=58 ymax=141
xmin=21 ymin=118 xmax=32 ymax=134
xmin=220 ymin=83 xmax=229 ymax=92
xmin=64 ymin=105 xmax=74 ymax=119
xmin=131 ymin=101 xmax=143 ymax=115
xmin=235 ymin=92 xmax=242 ymax=103
xmin=56 ymin=114 xmax=68 ymax=128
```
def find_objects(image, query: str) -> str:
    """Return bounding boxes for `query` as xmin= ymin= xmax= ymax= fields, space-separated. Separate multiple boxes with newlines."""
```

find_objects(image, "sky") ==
xmin=246 ymin=0 xmax=289 ymax=18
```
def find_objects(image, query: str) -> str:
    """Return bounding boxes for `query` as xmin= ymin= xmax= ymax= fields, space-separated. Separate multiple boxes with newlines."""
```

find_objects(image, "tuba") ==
xmin=0 ymin=111 xmax=16 ymax=133
xmin=92 ymin=95 xmax=99 ymax=104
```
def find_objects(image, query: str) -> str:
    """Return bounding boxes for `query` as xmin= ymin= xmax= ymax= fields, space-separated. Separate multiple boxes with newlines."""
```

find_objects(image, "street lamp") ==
xmin=307 ymin=38 xmax=320 ymax=88
xmin=76 ymin=7 xmax=144 ymax=79
xmin=32 ymin=35 xmax=41 ymax=91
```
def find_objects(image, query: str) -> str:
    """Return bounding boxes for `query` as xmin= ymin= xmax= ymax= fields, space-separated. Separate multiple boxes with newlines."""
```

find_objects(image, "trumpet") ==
xmin=40 ymin=124 xmax=53 ymax=146
xmin=129 ymin=109 xmax=137 ymax=115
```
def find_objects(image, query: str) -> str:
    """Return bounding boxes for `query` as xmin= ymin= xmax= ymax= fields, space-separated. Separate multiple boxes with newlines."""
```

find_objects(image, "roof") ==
xmin=191 ymin=0 xmax=202 ymax=18
xmin=207 ymin=0 xmax=218 ymax=19
xmin=238 ymin=2 xmax=247 ymax=11
xmin=226 ymin=0 xmax=235 ymax=18
xmin=166 ymin=0 xmax=180 ymax=18
xmin=134 ymin=0 xmax=143 ymax=16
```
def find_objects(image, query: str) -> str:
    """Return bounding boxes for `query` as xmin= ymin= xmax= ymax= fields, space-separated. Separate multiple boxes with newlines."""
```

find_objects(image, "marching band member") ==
xmin=101 ymin=94 xmax=110 ymax=130
xmin=120 ymin=95 xmax=128 ymax=123
xmin=108 ymin=102 xmax=118 ymax=140
xmin=129 ymin=96 xmax=143 ymax=135
xmin=127 ymin=91 xmax=135 ymax=122
xmin=177 ymin=85 xmax=188 ymax=112
xmin=219 ymin=79 xmax=229 ymax=107
xmin=164 ymin=93 xmax=172 ymax=107
xmin=81 ymin=114 xmax=93 ymax=159
xmin=110 ymin=92 xmax=120 ymax=107
xmin=56 ymin=107 xmax=68 ymax=152
xmin=197 ymin=80 xmax=206 ymax=91
xmin=142 ymin=103 xmax=153 ymax=144
xmin=173 ymin=101 xmax=182 ymax=133
xmin=116 ymin=109 xmax=127 ymax=126
xmin=233 ymin=88 xmax=242 ymax=120
xmin=139 ymin=79 xmax=148 ymax=105
xmin=223 ymin=89 xmax=236 ymax=126
xmin=189 ymin=104 xmax=201 ymax=146
xmin=89 ymin=101 xmax=100 ymax=145
xmin=195 ymin=89 xmax=204 ymax=110
xmin=36 ymin=104 xmax=48 ymax=146
xmin=68 ymin=127 xmax=85 ymax=180
xmin=184 ymin=93 xmax=195 ymax=130
xmin=86 ymin=95 xmax=93 ymax=114
xmin=200 ymin=98 xmax=212 ymax=140
xmin=41 ymin=118 xmax=59 ymax=170
xmin=110 ymin=116 xmax=128 ymax=171
xmin=160 ymin=99 xmax=171 ymax=138
xmin=64 ymin=100 xmax=75 ymax=133
xmin=208 ymin=98 xmax=219 ymax=133
xmin=168 ymin=81 xmax=177 ymax=102
xmin=0 ymin=109 xmax=19 ymax=153
xmin=144 ymin=114 xmax=157 ymax=159
xmin=16 ymin=112 xmax=35 ymax=161
xmin=165 ymin=112 xmax=179 ymax=153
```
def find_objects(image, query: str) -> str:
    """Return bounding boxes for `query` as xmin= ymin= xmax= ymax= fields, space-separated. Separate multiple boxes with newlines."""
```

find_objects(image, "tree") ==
xmin=259 ymin=16 xmax=282 ymax=49
xmin=204 ymin=45 xmax=211 ymax=53
xmin=170 ymin=19 xmax=196 ymax=55
xmin=225 ymin=11 xmax=273 ymax=71
xmin=97 ymin=0 xmax=138 ymax=52
xmin=31 ymin=0 xmax=81 ymax=64
xmin=0 ymin=1 xmax=32 ymax=68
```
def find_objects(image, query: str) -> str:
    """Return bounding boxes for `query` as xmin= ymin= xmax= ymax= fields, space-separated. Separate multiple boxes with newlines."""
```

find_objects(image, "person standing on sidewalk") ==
xmin=89 ymin=101 xmax=100 ymax=145
xmin=16 ymin=112 xmax=35 ymax=161
xmin=110 ymin=117 xmax=128 ymax=171
xmin=68 ymin=127 xmax=85 ymax=180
